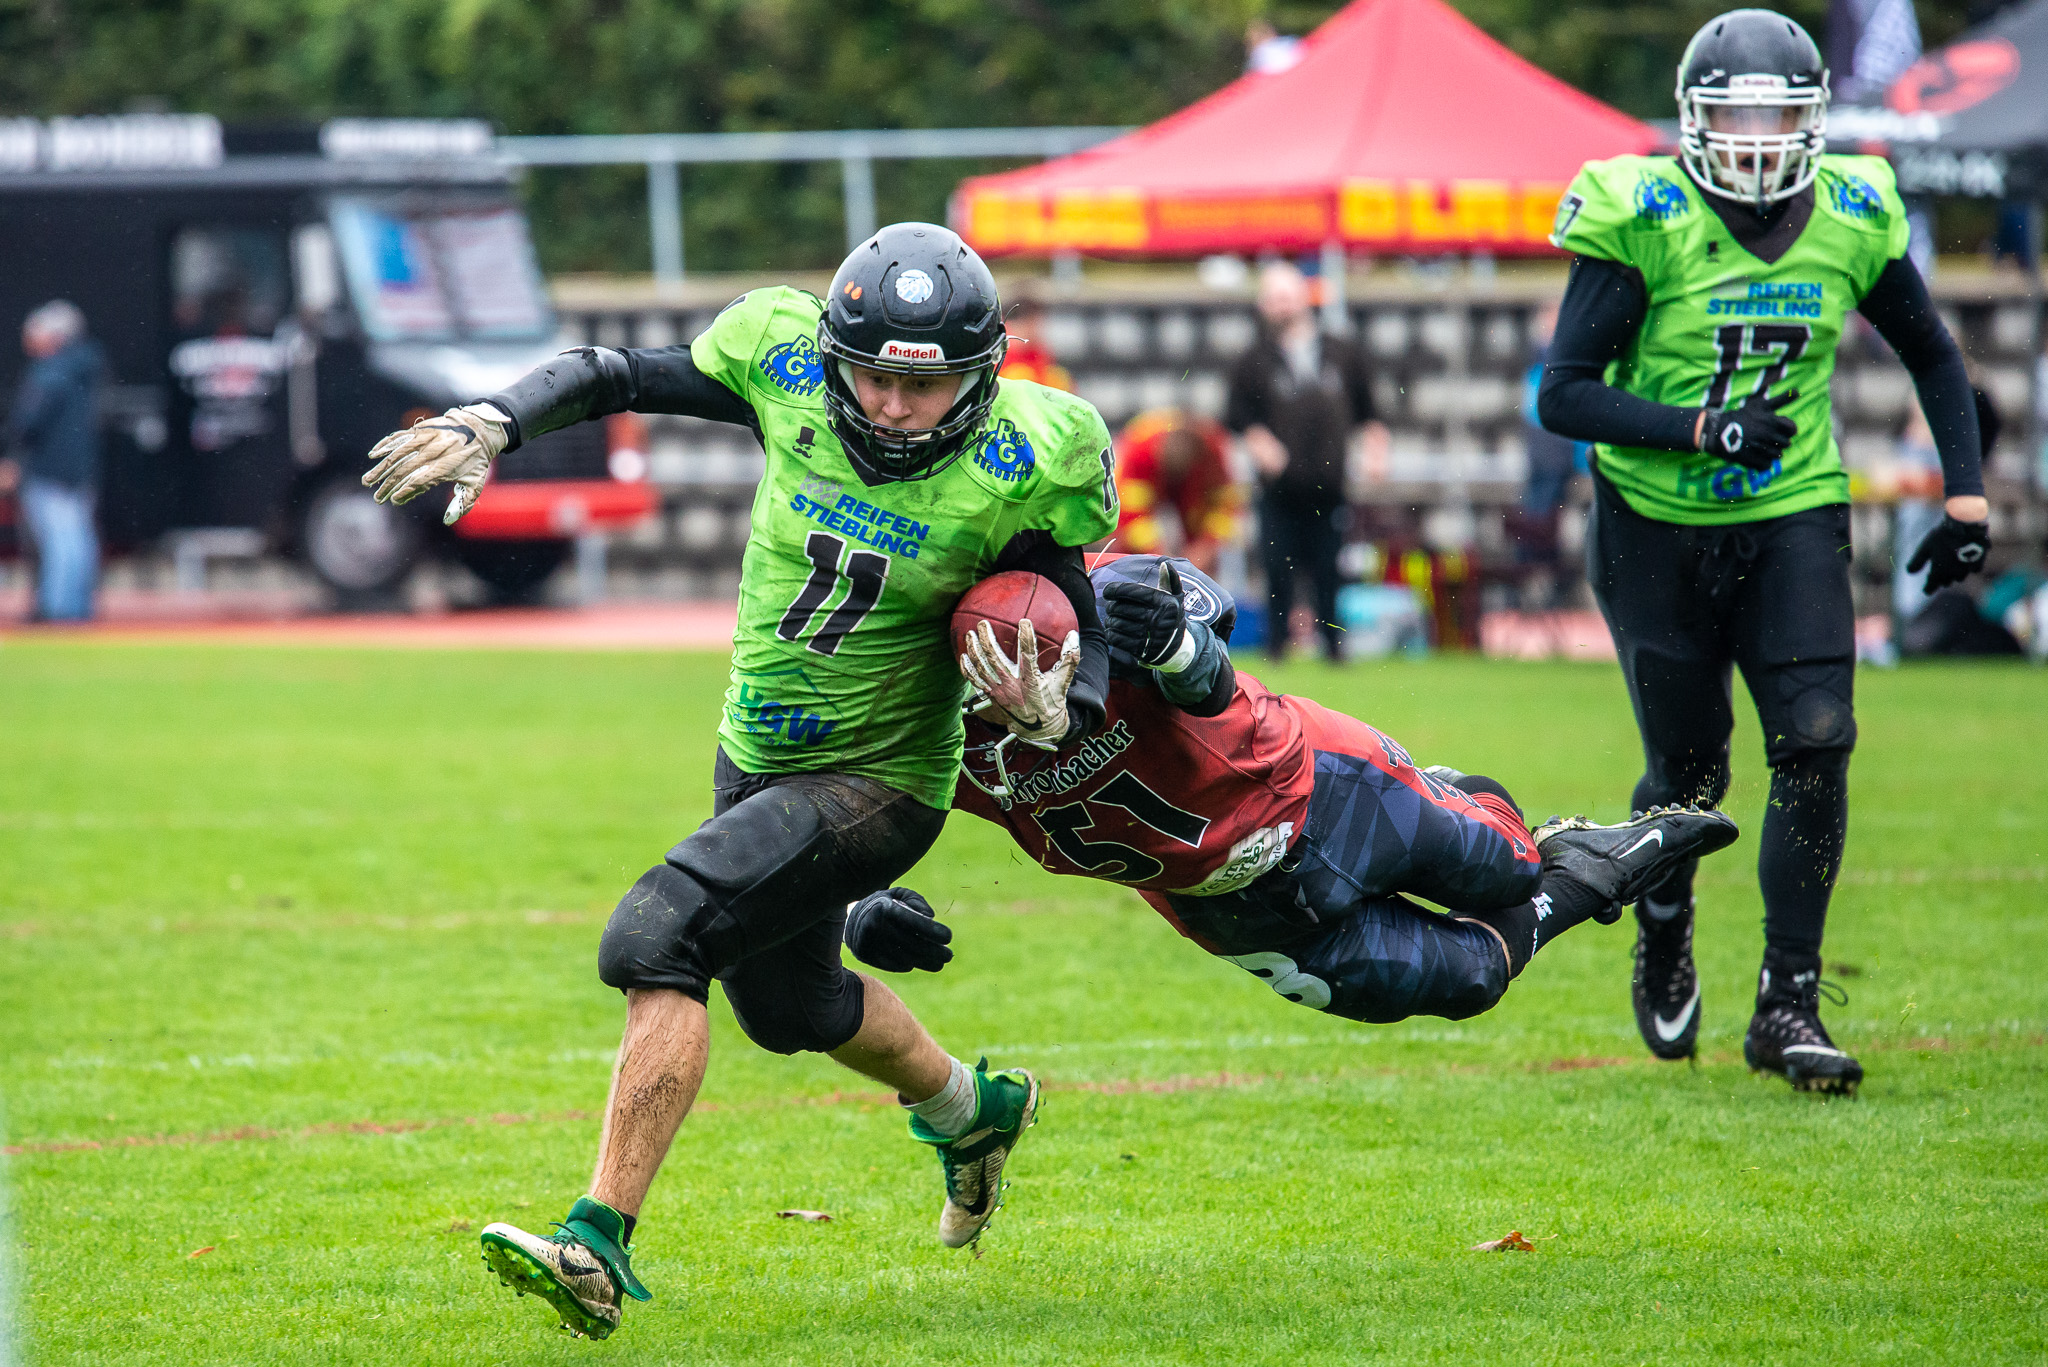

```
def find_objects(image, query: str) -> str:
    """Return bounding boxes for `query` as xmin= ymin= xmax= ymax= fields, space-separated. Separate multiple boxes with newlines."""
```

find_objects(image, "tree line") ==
xmin=0 ymin=0 xmax=1981 ymax=274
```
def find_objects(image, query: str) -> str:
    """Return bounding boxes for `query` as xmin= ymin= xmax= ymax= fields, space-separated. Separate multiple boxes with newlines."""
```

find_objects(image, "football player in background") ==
xmin=846 ymin=555 xmax=1738 ymax=1029
xmin=1112 ymin=408 xmax=1245 ymax=575
xmin=362 ymin=224 xmax=1120 ymax=1338
xmin=1539 ymin=11 xmax=1989 ymax=1093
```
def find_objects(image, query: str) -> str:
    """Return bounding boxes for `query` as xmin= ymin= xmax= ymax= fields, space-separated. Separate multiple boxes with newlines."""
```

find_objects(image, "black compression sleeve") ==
xmin=622 ymin=346 xmax=756 ymax=427
xmin=483 ymin=345 xmax=754 ymax=451
xmin=1856 ymin=256 xmax=1985 ymax=499
xmin=1536 ymin=256 xmax=1702 ymax=453
xmin=1178 ymin=642 xmax=1236 ymax=719
xmin=993 ymin=532 xmax=1109 ymax=742
xmin=484 ymin=347 xmax=636 ymax=451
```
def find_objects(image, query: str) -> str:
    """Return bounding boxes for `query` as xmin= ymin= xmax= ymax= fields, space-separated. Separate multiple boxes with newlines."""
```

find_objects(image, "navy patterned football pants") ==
xmin=1162 ymin=705 xmax=1542 ymax=1023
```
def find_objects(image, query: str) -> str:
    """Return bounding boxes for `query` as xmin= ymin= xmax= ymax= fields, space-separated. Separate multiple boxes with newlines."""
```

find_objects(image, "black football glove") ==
xmin=1905 ymin=515 xmax=1992 ymax=594
xmin=843 ymin=886 xmax=952 ymax=973
xmin=1698 ymin=388 xmax=1799 ymax=472
xmin=1103 ymin=560 xmax=1190 ymax=671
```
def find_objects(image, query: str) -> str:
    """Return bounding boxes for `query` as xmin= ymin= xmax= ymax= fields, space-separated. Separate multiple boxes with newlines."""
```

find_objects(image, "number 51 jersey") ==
xmin=1550 ymin=153 xmax=1910 ymax=526
xmin=691 ymin=286 xmax=1118 ymax=810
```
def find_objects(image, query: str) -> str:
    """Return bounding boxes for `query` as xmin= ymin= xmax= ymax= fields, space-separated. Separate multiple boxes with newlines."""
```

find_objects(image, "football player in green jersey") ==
xmin=1539 ymin=10 xmax=1991 ymax=1096
xmin=362 ymin=224 xmax=1120 ymax=1337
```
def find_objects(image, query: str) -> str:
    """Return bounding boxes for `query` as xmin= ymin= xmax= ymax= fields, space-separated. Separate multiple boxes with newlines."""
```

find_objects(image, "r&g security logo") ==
xmin=1634 ymin=173 xmax=1690 ymax=223
xmin=760 ymin=336 xmax=824 ymax=396
xmin=973 ymin=418 xmax=1035 ymax=482
xmin=1830 ymin=174 xmax=1884 ymax=220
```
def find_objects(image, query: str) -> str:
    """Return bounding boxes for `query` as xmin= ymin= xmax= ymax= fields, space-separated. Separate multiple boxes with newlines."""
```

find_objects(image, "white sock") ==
xmin=905 ymin=1056 xmax=978 ymax=1139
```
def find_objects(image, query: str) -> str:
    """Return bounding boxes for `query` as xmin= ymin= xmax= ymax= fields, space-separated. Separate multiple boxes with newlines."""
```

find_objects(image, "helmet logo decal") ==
xmin=760 ymin=336 xmax=824 ymax=396
xmin=894 ymin=269 xmax=935 ymax=304
xmin=972 ymin=417 xmax=1036 ymax=482
xmin=880 ymin=339 xmax=945 ymax=362
xmin=1829 ymin=174 xmax=1884 ymax=220
xmin=1634 ymin=174 xmax=1691 ymax=222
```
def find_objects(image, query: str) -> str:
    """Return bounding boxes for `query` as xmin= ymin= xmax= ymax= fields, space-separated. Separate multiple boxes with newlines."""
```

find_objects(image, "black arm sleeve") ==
xmin=1855 ymin=255 xmax=1985 ymax=499
xmin=1158 ymin=623 xmax=1237 ymax=719
xmin=993 ymin=532 xmax=1109 ymax=743
xmin=1536 ymin=256 xmax=1702 ymax=453
xmin=483 ymin=345 xmax=753 ymax=451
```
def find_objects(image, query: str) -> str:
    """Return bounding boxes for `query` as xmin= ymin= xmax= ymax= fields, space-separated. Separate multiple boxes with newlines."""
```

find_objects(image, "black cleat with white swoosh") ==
xmin=1632 ymin=897 xmax=1702 ymax=1060
xmin=1744 ymin=950 xmax=1863 ymax=1096
xmin=1531 ymin=806 xmax=1740 ymax=925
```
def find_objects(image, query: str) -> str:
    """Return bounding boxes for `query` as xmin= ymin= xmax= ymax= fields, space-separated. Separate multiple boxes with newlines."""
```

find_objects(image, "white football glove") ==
xmin=361 ymin=403 xmax=511 ymax=525
xmin=960 ymin=618 xmax=1080 ymax=748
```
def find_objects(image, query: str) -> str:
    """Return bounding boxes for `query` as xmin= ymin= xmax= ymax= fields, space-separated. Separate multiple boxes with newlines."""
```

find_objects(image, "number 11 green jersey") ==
xmin=1550 ymin=154 xmax=1911 ymax=526
xmin=691 ymin=286 xmax=1119 ymax=810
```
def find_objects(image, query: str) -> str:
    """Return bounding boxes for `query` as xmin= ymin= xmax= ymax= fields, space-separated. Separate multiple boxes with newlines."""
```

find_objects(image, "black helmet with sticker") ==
xmin=1676 ymin=10 xmax=1830 ymax=210
xmin=818 ymin=222 xmax=1007 ymax=485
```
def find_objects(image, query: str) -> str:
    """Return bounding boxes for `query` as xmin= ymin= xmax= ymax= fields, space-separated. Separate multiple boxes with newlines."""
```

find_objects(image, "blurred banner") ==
xmin=952 ymin=0 xmax=1655 ymax=257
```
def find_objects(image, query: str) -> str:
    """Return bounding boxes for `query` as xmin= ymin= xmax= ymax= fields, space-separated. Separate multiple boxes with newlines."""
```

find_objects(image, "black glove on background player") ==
xmin=1906 ymin=514 xmax=1992 ymax=593
xmin=1103 ymin=561 xmax=1188 ymax=670
xmin=843 ymin=887 xmax=952 ymax=973
xmin=1698 ymin=388 xmax=1799 ymax=471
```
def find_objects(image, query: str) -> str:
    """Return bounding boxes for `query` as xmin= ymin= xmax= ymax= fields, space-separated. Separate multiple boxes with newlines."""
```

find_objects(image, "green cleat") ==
xmin=910 ymin=1059 xmax=1040 ymax=1248
xmin=480 ymin=1196 xmax=650 ymax=1340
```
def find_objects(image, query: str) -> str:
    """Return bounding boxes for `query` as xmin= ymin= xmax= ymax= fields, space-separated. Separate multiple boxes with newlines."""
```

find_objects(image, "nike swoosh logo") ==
xmin=1654 ymin=984 xmax=1701 ymax=1042
xmin=952 ymin=1126 xmax=996 ymax=1148
xmin=1619 ymin=828 xmax=1665 ymax=859
xmin=1781 ymin=1044 xmax=1848 ymax=1058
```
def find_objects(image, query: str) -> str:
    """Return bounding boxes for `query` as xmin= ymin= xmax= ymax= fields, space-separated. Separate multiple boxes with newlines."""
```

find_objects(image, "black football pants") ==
xmin=1588 ymin=474 xmax=1856 ymax=958
xmin=598 ymin=748 xmax=946 ymax=1053
xmin=1260 ymin=486 xmax=1345 ymax=660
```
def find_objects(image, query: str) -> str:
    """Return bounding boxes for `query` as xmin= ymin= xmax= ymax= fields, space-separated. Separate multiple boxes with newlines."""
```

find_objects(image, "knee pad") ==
xmin=1760 ymin=662 xmax=1856 ymax=766
xmin=721 ymin=967 xmax=867 ymax=1056
xmin=596 ymin=863 xmax=743 ymax=999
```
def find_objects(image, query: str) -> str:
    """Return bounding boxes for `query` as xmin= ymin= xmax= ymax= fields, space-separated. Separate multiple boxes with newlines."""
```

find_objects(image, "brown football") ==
xmin=951 ymin=571 xmax=1077 ymax=673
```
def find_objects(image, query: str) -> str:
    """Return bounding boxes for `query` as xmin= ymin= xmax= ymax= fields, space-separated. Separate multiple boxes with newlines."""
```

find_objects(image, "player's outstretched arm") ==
xmin=1103 ymin=560 xmax=1235 ymax=717
xmin=1856 ymin=255 xmax=1992 ymax=590
xmin=1536 ymin=256 xmax=1710 ymax=455
xmin=362 ymin=345 xmax=754 ymax=524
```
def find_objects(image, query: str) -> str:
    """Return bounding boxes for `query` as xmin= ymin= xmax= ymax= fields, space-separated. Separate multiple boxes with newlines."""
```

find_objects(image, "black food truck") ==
xmin=0 ymin=115 xmax=654 ymax=600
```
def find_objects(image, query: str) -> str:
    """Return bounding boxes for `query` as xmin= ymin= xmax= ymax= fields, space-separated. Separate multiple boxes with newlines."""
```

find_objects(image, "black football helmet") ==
xmin=1676 ymin=10 xmax=1829 ymax=210
xmin=818 ymin=222 xmax=1007 ymax=485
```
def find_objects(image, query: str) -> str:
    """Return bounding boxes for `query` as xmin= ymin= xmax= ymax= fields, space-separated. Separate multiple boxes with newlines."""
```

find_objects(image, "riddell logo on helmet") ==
xmin=880 ymin=340 xmax=945 ymax=362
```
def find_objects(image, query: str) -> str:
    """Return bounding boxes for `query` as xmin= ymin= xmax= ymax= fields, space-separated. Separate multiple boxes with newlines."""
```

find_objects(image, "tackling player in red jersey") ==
xmin=848 ymin=555 xmax=1739 ymax=1024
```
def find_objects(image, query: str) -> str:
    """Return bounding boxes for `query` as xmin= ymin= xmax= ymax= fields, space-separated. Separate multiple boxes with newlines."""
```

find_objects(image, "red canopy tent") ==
xmin=952 ymin=0 xmax=1658 ymax=257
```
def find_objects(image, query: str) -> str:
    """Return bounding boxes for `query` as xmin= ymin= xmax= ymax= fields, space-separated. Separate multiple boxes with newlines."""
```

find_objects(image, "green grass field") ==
xmin=2 ymin=642 xmax=2044 ymax=1364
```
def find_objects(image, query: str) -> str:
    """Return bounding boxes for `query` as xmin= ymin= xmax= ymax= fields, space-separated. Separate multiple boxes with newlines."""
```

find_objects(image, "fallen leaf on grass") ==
xmin=1469 ymin=1231 xmax=1535 ymax=1252
xmin=775 ymin=1209 xmax=832 ymax=1222
xmin=187 ymin=1246 xmax=215 ymax=1259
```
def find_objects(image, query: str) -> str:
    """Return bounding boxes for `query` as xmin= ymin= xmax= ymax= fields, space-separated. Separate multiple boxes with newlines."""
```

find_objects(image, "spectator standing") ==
xmin=997 ymin=283 xmax=1073 ymax=392
xmin=1112 ymin=408 xmax=1244 ymax=575
xmin=1226 ymin=261 xmax=1380 ymax=661
xmin=2 ymin=301 xmax=104 ymax=622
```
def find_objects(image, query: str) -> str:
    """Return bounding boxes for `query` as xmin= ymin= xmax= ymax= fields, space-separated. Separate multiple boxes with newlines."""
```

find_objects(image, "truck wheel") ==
xmin=454 ymin=538 xmax=571 ymax=605
xmin=302 ymin=478 xmax=421 ymax=593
